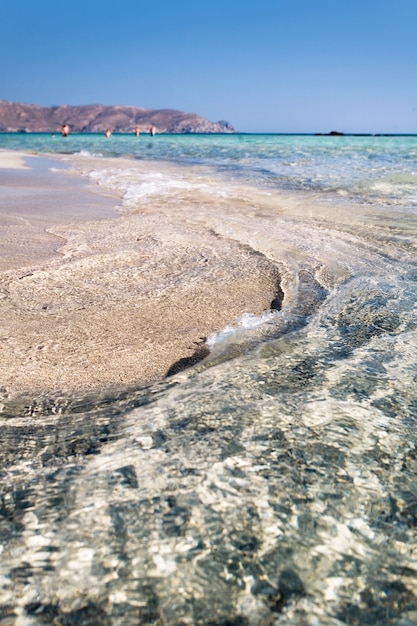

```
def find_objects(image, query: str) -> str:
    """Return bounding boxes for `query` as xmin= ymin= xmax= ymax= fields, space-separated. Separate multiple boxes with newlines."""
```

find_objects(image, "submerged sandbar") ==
xmin=0 ymin=151 xmax=281 ymax=401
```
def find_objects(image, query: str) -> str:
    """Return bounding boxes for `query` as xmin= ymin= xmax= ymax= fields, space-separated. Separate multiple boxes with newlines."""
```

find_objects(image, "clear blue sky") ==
xmin=2 ymin=0 xmax=417 ymax=133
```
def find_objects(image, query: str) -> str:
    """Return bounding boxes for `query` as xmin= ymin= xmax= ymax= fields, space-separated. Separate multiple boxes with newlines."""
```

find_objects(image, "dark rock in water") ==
xmin=0 ymin=100 xmax=236 ymax=134
xmin=315 ymin=130 xmax=345 ymax=136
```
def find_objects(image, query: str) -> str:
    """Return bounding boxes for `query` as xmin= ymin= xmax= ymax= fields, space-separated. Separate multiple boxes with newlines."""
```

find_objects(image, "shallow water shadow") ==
xmin=165 ymin=340 xmax=210 ymax=377
xmin=270 ymin=281 xmax=284 ymax=311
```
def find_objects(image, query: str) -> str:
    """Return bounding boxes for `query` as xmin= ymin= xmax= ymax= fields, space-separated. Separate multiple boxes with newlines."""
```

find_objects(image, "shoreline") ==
xmin=0 ymin=150 xmax=282 ymax=403
xmin=0 ymin=149 xmax=121 ymax=270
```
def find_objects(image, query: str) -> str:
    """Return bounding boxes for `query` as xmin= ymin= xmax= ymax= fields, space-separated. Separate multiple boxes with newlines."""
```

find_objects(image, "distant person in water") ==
xmin=61 ymin=124 xmax=69 ymax=137
xmin=105 ymin=129 xmax=112 ymax=138
xmin=149 ymin=125 xmax=156 ymax=136
xmin=134 ymin=127 xmax=140 ymax=136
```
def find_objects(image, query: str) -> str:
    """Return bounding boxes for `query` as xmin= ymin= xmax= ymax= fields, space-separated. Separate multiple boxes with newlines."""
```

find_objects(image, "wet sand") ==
xmin=0 ymin=151 xmax=120 ymax=270
xmin=0 ymin=150 xmax=281 ymax=402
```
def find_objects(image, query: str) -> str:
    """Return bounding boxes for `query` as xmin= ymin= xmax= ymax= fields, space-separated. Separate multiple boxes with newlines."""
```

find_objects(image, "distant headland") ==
xmin=0 ymin=101 xmax=236 ymax=134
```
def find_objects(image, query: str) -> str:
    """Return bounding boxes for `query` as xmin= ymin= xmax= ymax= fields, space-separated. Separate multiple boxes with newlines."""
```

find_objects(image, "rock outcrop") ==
xmin=0 ymin=101 xmax=235 ymax=134
xmin=315 ymin=130 xmax=345 ymax=136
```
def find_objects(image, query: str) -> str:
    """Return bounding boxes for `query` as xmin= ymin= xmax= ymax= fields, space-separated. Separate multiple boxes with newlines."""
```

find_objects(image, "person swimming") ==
xmin=61 ymin=124 xmax=69 ymax=137
xmin=105 ymin=129 xmax=112 ymax=138
xmin=149 ymin=125 xmax=156 ymax=136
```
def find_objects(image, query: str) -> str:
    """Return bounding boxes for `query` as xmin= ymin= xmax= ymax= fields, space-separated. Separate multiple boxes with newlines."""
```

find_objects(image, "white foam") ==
xmin=207 ymin=310 xmax=278 ymax=349
xmin=77 ymin=149 xmax=104 ymax=158
xmin=84 ymin=166 xmax=224 ymax=210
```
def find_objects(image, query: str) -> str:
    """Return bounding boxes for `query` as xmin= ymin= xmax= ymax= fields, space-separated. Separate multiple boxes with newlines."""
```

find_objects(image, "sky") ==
xmin=1 ymin=0 xmax=417 ymax=133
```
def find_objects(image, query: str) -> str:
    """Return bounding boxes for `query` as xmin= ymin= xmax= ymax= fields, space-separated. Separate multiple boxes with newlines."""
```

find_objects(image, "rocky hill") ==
xmin=0 ymin=101 xmax=235 ymax=134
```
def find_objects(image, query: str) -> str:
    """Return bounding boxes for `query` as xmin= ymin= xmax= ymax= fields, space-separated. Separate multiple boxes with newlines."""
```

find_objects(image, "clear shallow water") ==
xmin=3 ymin=132 xmax=417 ymax=206
xmin=1 ymin=134 xmax=417 ymax=625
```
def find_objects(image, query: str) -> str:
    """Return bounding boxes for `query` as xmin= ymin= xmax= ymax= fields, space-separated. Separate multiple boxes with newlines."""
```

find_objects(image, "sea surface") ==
xmin=1 ymin=133 xmax=417 ymax=625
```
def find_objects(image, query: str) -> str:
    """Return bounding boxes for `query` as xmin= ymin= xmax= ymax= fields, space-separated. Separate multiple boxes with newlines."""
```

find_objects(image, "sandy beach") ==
xmin=0 ymin=150 xmax=281 ymax=401
xmin=2 ymin=135 xmax=417 ymax=625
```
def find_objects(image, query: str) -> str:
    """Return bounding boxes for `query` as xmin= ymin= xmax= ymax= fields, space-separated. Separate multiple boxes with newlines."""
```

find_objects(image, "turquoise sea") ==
xmin=1 ymin=132 xmax=417 ymax=625
xmin=3 ymin=132 xmax=417 ymax=207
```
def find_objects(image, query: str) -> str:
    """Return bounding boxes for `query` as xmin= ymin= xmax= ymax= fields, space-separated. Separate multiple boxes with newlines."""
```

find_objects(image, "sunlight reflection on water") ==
xmin=1 ymin=137 xmax=417 ymax=624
